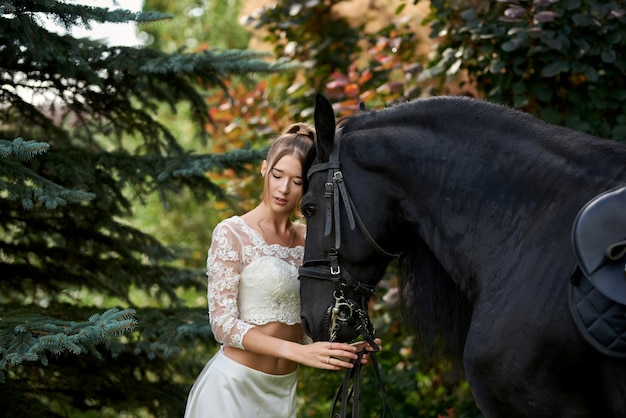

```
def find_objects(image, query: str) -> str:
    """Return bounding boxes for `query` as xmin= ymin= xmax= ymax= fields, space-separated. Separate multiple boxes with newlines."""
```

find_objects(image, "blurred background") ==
xmin=2 ymin=0 xmax=624 ymax=416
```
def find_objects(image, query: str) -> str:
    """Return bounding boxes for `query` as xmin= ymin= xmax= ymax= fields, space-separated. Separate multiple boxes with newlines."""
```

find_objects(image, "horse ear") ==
xmin=314 ymin=94 xmax=336 ymax=161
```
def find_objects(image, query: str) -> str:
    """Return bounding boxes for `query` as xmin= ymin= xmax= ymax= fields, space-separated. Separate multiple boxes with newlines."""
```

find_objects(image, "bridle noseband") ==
xmin=299 ymin=128 xmax=399 ymax=418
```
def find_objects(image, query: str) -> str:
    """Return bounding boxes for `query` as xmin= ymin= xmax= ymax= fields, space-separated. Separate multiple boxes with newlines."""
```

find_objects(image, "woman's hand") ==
xmin=294 ymin=341 xmax=363 ymax=370
xmin=294 ymin=338 xmax=383 ymax=370
xmin=349 ymin=338 xmax=383 ymax=366
xmin=351 ymin=338 xmax=382 ymax=352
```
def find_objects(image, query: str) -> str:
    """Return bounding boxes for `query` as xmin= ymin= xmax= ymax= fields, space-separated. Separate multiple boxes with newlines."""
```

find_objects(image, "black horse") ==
xmin=299 ymin=94 xmax=626 ymax=417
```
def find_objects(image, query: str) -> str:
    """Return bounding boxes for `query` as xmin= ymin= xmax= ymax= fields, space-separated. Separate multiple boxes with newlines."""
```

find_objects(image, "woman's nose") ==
xmin=279 ymin=179 xmax=289 ymax=194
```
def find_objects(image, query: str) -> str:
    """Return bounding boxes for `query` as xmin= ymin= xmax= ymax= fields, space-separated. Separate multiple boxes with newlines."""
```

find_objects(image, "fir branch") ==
xmin=0 ymin=308 xmax=137 ymax=372
xmin=0 ymin=137 xmax=49 ymax=161
xmin=140 ymin=49 xmax=297 ymax=83
xmin=132 ymin=307 xmax=214 ymax=360
xmin=0 ymin=139 xmax=95 ymax=209
xmin=24 ymin=0 xmax=172 ymax=31
xmin=157 ymin=148 xmax=266 ymax=181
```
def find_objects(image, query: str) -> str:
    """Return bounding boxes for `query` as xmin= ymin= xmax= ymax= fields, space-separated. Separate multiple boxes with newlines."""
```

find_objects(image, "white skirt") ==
xmin=184 ymin=348 xmax=298 ymax=418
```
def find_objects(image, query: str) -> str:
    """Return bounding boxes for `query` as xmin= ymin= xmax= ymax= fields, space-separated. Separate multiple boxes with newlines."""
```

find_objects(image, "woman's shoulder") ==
xmin=214 ymin=216 xmax=262 ymax=243
xmin=214 ymin=215 xmax=243 ymax=234
xmin=216 ymin=215 xmax=243 ymax=229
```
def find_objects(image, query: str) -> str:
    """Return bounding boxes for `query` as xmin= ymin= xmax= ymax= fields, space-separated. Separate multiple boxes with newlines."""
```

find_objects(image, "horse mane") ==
xmin=340 ymin=96 xmax=504 ymax=360
xmin=342 ymin=95 xmax=540 ymax=133
xmin=337 ymin=97 xmax=483 ymax=359
xmin=399 ymin=237 xmax=472 ymax=361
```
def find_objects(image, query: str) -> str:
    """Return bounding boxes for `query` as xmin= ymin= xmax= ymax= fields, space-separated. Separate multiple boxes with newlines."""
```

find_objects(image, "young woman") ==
xmin=184 ymin=123 xmax=380 ymax=418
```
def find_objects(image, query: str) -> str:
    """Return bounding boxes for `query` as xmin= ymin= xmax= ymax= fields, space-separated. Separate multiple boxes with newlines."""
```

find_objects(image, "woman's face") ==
xmin=262 ymin=154 xmax=304 ymax=215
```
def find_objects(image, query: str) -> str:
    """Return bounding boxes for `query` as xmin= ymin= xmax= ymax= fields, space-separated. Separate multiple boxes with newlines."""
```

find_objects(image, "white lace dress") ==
xmin=184 ymin=216 xmax=304 ymax=418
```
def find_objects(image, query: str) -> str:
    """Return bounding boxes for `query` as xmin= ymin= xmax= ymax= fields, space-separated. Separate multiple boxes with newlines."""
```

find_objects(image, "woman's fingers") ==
xmin=348 ymin=338 xmax=382 ymax=352
xmin=323 ymin=341 xmax=360 ymax=369
xmin=370 ymin=338 xmax=382 ymax=351
xmin=317 ymin=339 xmax=383 ymax=369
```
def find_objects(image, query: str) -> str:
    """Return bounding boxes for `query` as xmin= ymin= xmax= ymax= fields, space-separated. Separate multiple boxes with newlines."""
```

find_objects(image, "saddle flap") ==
xmin=572 ymin=185 xmax=626 ymax=304
xmin=569 ymin=273 xmax=626 ymax=358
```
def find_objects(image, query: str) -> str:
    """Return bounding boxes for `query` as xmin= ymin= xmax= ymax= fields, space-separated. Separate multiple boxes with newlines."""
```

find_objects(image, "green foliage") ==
xmin=142 ymin=0 xmax=250 ymax=52
xmin=0 ymin=0 xmax=289 ymax=416
xmin=0 ymin=138 xmax=50 ymax=161
xmin=243 ymin=0 xmax=429 ymax=118
xmin=0 ymin=307 xmax=137 ymax=372
xmin=1 ymin=138 xmax=94 ymax=209
xmin=131 ymin=0 xmax=288 ymax=271
xmin=245 ymin=0 xmax=363 ymax=90
xmin=422 ymin=0 xmax=626 ymax=139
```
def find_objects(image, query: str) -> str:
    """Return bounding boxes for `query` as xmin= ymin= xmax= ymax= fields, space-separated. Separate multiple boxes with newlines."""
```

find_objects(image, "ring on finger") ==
xmin=327 ymin=356 xmax=331 ymax=364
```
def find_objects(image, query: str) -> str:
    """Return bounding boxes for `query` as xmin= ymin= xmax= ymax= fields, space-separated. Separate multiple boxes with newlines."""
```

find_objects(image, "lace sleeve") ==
xmin=207 ymin=221 xmax=254 ymax=349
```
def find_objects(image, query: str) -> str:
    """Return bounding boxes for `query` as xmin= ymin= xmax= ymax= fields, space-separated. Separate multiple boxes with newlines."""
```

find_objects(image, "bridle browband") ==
xmin=298 ymin=128 xmax=399 ymax=418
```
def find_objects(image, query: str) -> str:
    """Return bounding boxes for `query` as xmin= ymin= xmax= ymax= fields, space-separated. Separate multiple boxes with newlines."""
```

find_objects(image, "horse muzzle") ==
xmin=299 ymin=264 xmax=378 ymax=345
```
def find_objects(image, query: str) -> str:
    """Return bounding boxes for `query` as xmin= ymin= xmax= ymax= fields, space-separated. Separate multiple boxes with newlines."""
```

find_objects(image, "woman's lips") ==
xmin=274 ymin=196 xmax=288 ymax=205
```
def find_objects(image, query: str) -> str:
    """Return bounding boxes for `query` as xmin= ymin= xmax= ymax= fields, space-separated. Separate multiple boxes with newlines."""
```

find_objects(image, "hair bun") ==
xmin=285 ymin=122 xmax=315 ymax=141
xmin=297 ymin=127 xmax=313 ymax=138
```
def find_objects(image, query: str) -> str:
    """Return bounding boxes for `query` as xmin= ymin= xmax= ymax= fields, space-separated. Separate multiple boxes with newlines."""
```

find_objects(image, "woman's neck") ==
xmin=246 ymin=203 xmax=295 ymax=247
xmin=253 ymin=203 xmax=291 ymax=230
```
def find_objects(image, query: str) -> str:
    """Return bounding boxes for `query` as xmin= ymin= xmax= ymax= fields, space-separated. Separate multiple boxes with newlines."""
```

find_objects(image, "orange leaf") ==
xmin=358 ymin=70 xmax=373 ymax=85
xmin=344 ymin=83 xmax=360 ymax=96
xmin=359 ymin=90 xmax=376 ymax=102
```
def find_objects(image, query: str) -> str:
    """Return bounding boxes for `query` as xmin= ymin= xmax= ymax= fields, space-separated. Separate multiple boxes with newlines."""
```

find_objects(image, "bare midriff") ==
xmin=223 ymin=322 xmax=302 ymax=375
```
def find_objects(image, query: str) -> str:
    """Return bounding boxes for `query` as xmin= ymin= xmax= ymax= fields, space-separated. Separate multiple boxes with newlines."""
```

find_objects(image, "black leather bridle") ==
xmin=298 ymin=128 xmax=399 ymax=418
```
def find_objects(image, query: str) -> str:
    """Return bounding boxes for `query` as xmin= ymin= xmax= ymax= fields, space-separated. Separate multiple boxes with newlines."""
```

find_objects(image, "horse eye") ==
xmin=302 ymin=205 xmax=316 ymax=218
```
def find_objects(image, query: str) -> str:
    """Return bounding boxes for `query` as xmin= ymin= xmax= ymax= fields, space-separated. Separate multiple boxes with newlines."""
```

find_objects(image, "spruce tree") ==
xmin=0 ymin=1 xmax=291 ymax=416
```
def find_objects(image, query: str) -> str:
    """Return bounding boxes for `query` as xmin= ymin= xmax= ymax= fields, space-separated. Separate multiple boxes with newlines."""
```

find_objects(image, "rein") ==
xmin=299 ymin=128 xmax=399 ymax=418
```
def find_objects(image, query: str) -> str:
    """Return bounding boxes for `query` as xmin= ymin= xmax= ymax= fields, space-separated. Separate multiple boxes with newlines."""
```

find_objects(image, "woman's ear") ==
xmin=261 ymin=160 xmax=267 ymax=177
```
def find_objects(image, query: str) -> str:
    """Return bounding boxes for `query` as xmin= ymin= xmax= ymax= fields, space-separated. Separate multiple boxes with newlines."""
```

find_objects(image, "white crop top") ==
xmin=206 ymin=216 xmax=304 ymax=349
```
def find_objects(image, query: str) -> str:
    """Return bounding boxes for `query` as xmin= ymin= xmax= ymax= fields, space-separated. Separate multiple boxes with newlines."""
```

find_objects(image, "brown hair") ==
xmin=261 ymin=122 xmax=316 ymax=207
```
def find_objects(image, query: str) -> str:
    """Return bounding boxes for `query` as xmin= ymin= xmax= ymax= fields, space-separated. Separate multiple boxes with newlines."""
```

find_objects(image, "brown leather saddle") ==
xmin=570 ymin=185 xmax=626 ymax=357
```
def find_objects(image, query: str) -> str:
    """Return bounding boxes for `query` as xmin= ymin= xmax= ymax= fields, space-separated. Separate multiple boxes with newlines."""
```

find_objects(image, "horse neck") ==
xmin=348 ymin=117 xmax=626 ymax=289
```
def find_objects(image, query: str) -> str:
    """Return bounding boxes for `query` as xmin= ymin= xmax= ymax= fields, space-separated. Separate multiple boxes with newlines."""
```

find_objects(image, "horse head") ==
xmin=299 ymin=94 xmax=400 ymax=344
